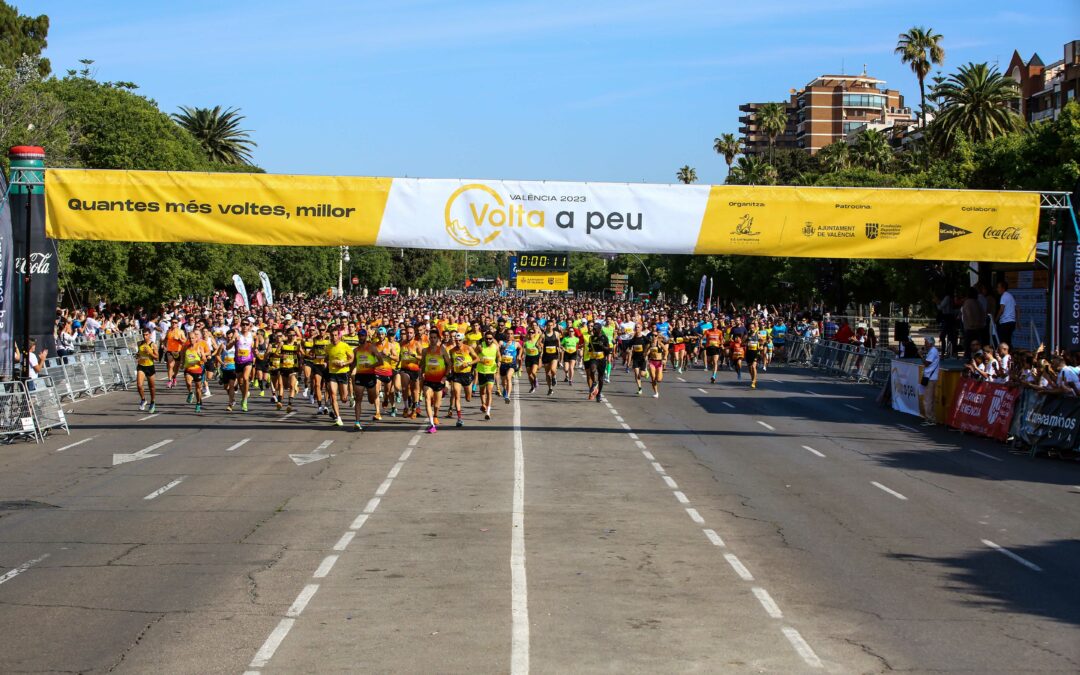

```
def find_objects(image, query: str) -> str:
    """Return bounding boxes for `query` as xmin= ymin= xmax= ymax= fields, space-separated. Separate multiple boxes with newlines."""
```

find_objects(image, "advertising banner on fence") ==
xmin=0 ymin=175 xmax=13 ymax=379
xmin=946 ymin=379 xmax=1020 ymax=441
xmin=890 ymin=360 xmax=922 ymax=416
xmin=44 ymin=170 xmax=1040 ymax=262
xmin=1016 ymin=393 xmax=1080 ymax=453
xmin=1056 ymin=243 xmax=1080 ymax=351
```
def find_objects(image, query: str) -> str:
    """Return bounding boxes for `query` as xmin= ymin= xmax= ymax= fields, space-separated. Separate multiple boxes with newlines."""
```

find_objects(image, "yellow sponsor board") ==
xmin=45 ymin=169 xmax=393 ymax=246
xmin=694 ymin=186 xmax=1039 ymax=262
xmin=516 ymin=272 xmax=569 ymax=291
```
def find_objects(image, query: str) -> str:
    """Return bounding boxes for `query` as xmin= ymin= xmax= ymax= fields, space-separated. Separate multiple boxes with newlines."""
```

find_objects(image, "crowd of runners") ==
xmin=124 ymin=294 xmax=798 ymax=433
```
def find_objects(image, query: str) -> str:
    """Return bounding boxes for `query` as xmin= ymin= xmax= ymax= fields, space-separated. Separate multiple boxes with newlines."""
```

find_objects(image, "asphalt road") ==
xmin=0 ymin=363 xmax=1078 ymax=673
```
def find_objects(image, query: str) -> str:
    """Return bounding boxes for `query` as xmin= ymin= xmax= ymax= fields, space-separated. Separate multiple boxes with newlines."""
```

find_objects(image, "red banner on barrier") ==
xmin=947 ymin=378 xmax=1020 ymax=441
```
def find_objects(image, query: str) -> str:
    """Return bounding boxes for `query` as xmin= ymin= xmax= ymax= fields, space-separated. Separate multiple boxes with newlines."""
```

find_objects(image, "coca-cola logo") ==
xmin=983 ymin=226 xmax=1022 ymax=240
xmin=14 ymin=252 xmax=52 ymax=274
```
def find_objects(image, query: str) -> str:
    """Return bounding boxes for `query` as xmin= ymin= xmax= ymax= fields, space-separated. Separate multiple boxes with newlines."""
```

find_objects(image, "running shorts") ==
xmin=354 ymin=374 xmax=377 ymax=389
xmin=478 ymin=373 xmax=496 ymax=386
xmin=137 ymin=364 xmax=156 ymax=377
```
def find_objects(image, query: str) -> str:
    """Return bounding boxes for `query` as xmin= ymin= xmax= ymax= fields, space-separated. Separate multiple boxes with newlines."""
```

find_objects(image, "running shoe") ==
xmin=334 ymin=417 xmax=343 ymax=427
xmin=751 ymin=382 xmax=757 ymax=389
xmin=434 ymin=416 xmax=440 ymax=426
xmin=395 ymin=392 xmax=403 ymax=406
xmin=653 ymin=391 xmax=659 ymax=398
xmin=241 ymin=399 xmax=248 ymax=412
xmin=389 ymin=407 xmax=397 ymax=418
xmin=636 ymin=387 xmax=642 ymax=396
xmin=194 ymin=403 xmax=202 ymax=413
xmin=286 ymin=404 xmax=293 ymax=413
xmin=226 ymin=404 xmax=233 ymax=412
xmin=604 ymin=376 xmax=611 ymax=384
xmin=484 ymin=410 xmax=491 ymax=420
xmin=529 ymin=385 xmax=536 ymax=394
xmin=504 ymin=395 xmax=510 ymax=404
xmin=456 ymin=418 xmax=464 ymax=428
xmin=186 ymin=392 xmax=193 ymax=404
xmin=302 ymin=387 xmax=309 ymax=398
xmin=588 ymin=388 xmax=596 ymax=401
xmin=139 ymin=399 xmax=147 ymax=411
xmin=204 ymin=389 xmax=212 ymax=398
xmin=355 ymin=421 xmax=363 ymax=431
xmin=373 ymin=413 xmax=382 ymax=422
xmin=148 ymin=403 xmax=156 ymax=413
xmin=168 ymin=379 xmax=175 ymax=389
xmin=259 ymin=389 xmax=265 ymax=397
xmin=547 ymin=387 xmax=553 ymax=396
xmin=710 ymin=375 xmax=716 ymax=384
xmin=276 ymin=401 xmax=283 ymax=410
xmin=596 ymin=394 xmax=603 ymax=403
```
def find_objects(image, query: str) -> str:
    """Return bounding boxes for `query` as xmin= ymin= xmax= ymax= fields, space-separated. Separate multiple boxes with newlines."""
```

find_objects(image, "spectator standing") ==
xmin=995 ymin=280 xmax=1017 ymax=349
xmin=921 ymin=337 xmax=941 ymax=426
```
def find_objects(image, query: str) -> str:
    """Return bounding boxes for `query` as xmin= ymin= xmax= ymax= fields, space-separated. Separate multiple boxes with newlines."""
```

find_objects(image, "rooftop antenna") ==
xmin=841 ymin=57 xmax=845 ymax=74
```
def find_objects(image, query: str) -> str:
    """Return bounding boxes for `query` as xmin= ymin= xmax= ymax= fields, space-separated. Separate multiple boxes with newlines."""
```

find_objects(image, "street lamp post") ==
xmin=337 ymin=245 xmax=350 ymax=297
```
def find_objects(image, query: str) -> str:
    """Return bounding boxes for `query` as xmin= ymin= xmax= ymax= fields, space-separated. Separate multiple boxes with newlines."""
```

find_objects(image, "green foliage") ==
xmin=727 ymin=155 xmax=777 ymax=185
xmin=895 ymin=26 xmax=945 ymax=127
xmin=172 ymin=105 xmax=257 ymax=165
xmin=349 ymin=247 xmax=394 ymax=289
xmin=0 ymin=2 xmax=48 ymax=76
xmin=675 ymin=165 xmax=697 ymax=184
xmin=0 ymin=54 xmax=70 ymax=171
xmin=930 ymin=62 xmax=1024 ymax=151
xmin=713 ymin=133 xmax=742 ymax=171
xmin=569 ymin=253 xmax=609 ymax=291
xmin=852 ymin=129 xmax=894 ymax=172
xmin=756 ymin=102 xmax=788 ymax=161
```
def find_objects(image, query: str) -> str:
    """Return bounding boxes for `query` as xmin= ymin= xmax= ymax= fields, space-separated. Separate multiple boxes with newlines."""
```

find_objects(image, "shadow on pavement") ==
xmin=890 ymin=539 xmax=1080 ymax=628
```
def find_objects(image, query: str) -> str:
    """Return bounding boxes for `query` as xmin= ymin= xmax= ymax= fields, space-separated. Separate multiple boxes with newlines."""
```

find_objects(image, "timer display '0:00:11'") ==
xmin=516 ymin=253 xmax=569 ymax=271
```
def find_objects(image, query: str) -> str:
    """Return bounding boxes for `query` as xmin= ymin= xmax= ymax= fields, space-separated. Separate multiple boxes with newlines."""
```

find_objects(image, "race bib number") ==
xmin=481 ymin=356 xmax=495 ymax=366
xmin=633 ymin=345 xmax=644 ymax=352
xmin=545 ymin=346 xmax=557 ymax=354
xmin=501 ymin=355 xmax=513 ymax=364
xmin=238 ymin=348 xmax=251 ymax=358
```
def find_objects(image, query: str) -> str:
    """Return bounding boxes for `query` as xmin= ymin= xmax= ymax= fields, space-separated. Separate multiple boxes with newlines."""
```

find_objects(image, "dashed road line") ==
xmin=782 ymin=627 xmax=823 ymax=668
xmin=897 ymin=423 xmax=918 ymax=432
xmin=969 ymin=449 xmax=1003 ymax=462
xmin=641 ymin=450 xmax=655 ymax=461
xmin=801 ymin=445 xmax=826 ymax=458
xmin=137 ymin=413 xmax=160 ymax=422
xmin=511 ymin=387 xmax=530 ymax=675
xmin=677 ymin=377 xmax=686 ymax=382
xmin=375 ymin=479 xmax=393 ymax=496
xmin=697 ymin=388 xmax=709 ymax=394
xmin=627 ymin=432 xmax=639 ymax=440
xmin=614 ymin=416 xmax=624 ymax=423
xmin=287 ymin=584 xmax=320 ymax=617
xmin=843 ymin=403 xmax=863 ymax=412
xmin=982 ymin=539 xmax=1043 ymax=572
xmin=685 ymin=507 xmax=705 ymax=524
xmin=363 ymin=497 xmax=381 ymax=513
xmin=662 ymin=476 xmax=678 ymax=489
xmin=757 ymin=420 xmax=776 ymax=431
xmin=634 ymin=440 xmax=647 ymax=450
xmin=349 ymin=514 xmax=369 ymax=530
xmin=871 ymin=481 xmax=908 ymax=501
xmin=703 ymin=528 xmax=725 ymax=547
xmin=673 ymin=491 xmax=690 ymax=504
xmin=724 ymin=553 xmax=754 ymax=581
xmin=0 ymin=553 xmax=49 ymax=587
xmin=313 ymin=555 xmax=339 ymax=579
xmin=332 ymin=531 xmax=355 ymax=551
xmin=143 ymin=477 xmax=185 ymax=500
xmin=225 ymin=438 xmax=251 ymax=452
xmin=620 ymin=422 xmax=632 ymax=430
xmin=805 ymin=390 xmax=821 ymax=396
xmin=752 ymin=587 xmax=783 ymax=618
xmin=55 ymin=436 xmax=95 ymax=452
xmin=721 ymin=401 xmax=736 ymax=409
xmin=651 ymin=462 xmax=665 ymax=474
xmin=280 ymin=411 xmax=296 ymax=420
xmin=387 ymin=462 xmax=404 ymax=478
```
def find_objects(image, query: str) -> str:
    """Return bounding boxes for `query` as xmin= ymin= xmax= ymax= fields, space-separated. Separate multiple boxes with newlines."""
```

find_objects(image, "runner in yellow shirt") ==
xmin=325 ymin=325 xmax=355 ymax=427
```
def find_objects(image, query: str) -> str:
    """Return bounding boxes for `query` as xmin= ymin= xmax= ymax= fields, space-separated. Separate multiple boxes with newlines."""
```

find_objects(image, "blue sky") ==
xmin=19 ymin=1 xmax=1080 ymax=184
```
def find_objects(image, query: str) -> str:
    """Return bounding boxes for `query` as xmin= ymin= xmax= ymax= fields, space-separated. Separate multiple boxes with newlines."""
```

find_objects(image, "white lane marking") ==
xmin=113 ymin=439 xmax=173 ymax=466
xmin=982 ymin=539 xmax=1043 ymax=572
xmin=315 ymin=440 xmax=333 ymax=451
xmin=387 ymin=462 xmax=404 ymax=478
xmin=137 ymin=413 xmax=160 ymax=422
xmin=722 ymin=401 xmax=736 ymax=409
xmin=225 ymin=438 xmax=251 ymax=453
xmin=399 ymin=448 xmax=413 ymax=462
xmin=969 ymin=449 xmax=1003 ymax=462
xmin=281 ymin=411 xmax=296 ymax=420
xmin=375 ymin=479 xmax=393 ymax=496
xmin=363 ymin=497 xmax=381 ymax=513
xmin=677 ymin=377 xmax=686 ymax=382
xmin=634 ymin=440 xmax=647 ymax=450
xmin=349 ymin=514 xmax=369 ymax=530
xmin=724 ymin=553 xmax=754 ymax=581
xmin=871 ymin=481 xmax=908 ymax=501
xmin=805 ymin=390 xmax=821 ymax=397
xmin=757 ymin=421 xmax=776 ymax=431
xmin=703 ymin=528 xmax=725 ymax=547
xmin=0 ymin=553 xmax=49 ymax=587
xmin=673 ymin=491 xmax=690 ymax=504
xmin=614 ymin=416 xmax=624 ymax=423
xmin=697 ymin=388 xmax=709 ymax=394
xmin=249 ymin=618 xmax=295 ymax=669
xmin=333 ymin=531 xmax=356 ymax=551
xmin=773 ymin=378 xmax=785 ymax=384
xmin=685 ymin=507 xmax=705 ymax=524
xmin=628 ymin=432 xmax=639 ymax=440
xmin=287 ymin=584 xmax=320 ymax=617
xmin=662 ymin=476 xmax=678 ymax=489
xmin=651 ymin=462 xmax=665 ymax=474
xmin=143 ymin=477 xmax=185 ymax=500
xmin=802 ymin=445 xmax=826 ymax=458
xmin=511 ymin=389 xmax=530 ymax=675
xmin=642 ymin=450 xmax=655 ymax=460
xmin=782 ymin=626 xmax=823 ymax=668
xmin=408 ymin=435 xmax=420 ymax=447
xmin=55 ymin=436 xmax=95 ymax=452
xmin=620 ymin=422 xmax=631 ymax=430
xmin=844 ymin=403 xmax=862 ymax=412
xmin=897 ymin=423 xmax=918 ymax=432
xmin=752 ymin=587 xmax=783 ymax=618
xmin=313 ymin=555 xmax=339 ymax=579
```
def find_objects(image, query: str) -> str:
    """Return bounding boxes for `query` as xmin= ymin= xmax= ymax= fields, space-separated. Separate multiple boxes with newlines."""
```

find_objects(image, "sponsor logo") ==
xmin=986 ymin=388 xmax=1007 ymax=424
xmin=802 ymin=221 xmax=814 ymax=237
xmin=865 ymin=222 xmax=901 ymax=240
xmin=865 ymin=222 xmax=879 ymax=239
xmin=732 ymin=214 xmax=759 ymax=236
xmin=983 ymin=226 xmax=1023 ymax=241
xmin=939 ymin=222 xmax=971 ymax=242
xmin=445 ymin=183 xmax=543 ymax=247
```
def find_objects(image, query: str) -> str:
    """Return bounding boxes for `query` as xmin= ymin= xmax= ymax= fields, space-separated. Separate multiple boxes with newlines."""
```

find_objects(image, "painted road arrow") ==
xmin=290 ymin=440 xmax=334 ymax=466
xmin=113 ymin=439 xmax=173 ymax=466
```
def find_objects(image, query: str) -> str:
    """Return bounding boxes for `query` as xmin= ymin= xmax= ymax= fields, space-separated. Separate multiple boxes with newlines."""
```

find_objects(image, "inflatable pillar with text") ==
xmin=9 ymin=146 xmax=58 ymax=355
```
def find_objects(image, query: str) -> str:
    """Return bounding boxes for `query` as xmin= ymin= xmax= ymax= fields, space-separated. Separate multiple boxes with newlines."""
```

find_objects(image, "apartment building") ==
xmin=1008 ymin=40 xmax=1080 ymax=123
xmin=740 ymin=71 xmax=910 ymax=155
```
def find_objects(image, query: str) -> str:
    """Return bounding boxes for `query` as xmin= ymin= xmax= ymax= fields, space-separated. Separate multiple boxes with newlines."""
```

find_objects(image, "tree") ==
xmin=712 ymin=133 xmax=742 ymax=172
xmin=172 ymin=105 xmax=257 ymax=165
xmin=931 ymin=62 xmax=1024 ymax=150
xmin=896 ymin=26 xmax=945 ymax=128
xmin=0 ymin=54 xmax=71 ymax=171
xmin=569 ymin=253 xmax=609 ymax=291
xmin=727 ymin=155 xmax=777 ymax=186
xmin=350 ymin=247 xmax=394 ymax=290
xmin=676 ymin=165 xmax=697 ymax=184
xmin=756 ymin=102 xmax=788 ymax=163
xmin=0 ymin=2 xmax=49 ymax=75
xmin=853 ymin=129 xmax=894 ymax=172
xmin=816 ymin=141 xmax=851 ymax=173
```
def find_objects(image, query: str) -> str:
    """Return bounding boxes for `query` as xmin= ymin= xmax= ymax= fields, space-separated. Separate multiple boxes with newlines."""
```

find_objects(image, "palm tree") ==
xmin=896 ymin=27 xmax=945 ymax=128
xmin=728 ymin=156 xmax=777 ymax=186
xmin=676 ymin=165 xmax=698 ymax=184
xmin=853 ymin=129 xmax=893 ymax=171
xmin=931 ymin=62 xmax=1023 ymax=149
xmin=756 ymin=102 xmax=788 ymax=163
xmin=816 ymin=141 xmax=851 ymax=173
xmin=172 ymin=105 xmax=257 ymax=165
xmin=712 ymin=133 xmax=742 ymax=173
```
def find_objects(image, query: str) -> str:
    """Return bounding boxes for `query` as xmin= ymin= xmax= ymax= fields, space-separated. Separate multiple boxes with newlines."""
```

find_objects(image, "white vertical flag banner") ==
xmin=232 ymin=274 xmax=249 ymax=309
xmin=258 ymin=271 xmax=274 ymax=306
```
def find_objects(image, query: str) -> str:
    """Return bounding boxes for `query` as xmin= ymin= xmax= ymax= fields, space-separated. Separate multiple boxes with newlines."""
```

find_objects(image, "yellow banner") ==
xmin=45 ymin=169 xmax=393 ymax=246
xmin=694 ymin=186 xmax=1039 ymax=262
xmin=516 ymin=272 xmax=569 ymax=291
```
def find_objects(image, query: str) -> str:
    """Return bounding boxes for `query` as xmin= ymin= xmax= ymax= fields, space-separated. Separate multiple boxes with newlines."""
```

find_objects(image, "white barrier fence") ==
xmin=784 ymin=337 xmax=893 ymax=387
xmin=3 ymin=331 xmax=140 ymax=444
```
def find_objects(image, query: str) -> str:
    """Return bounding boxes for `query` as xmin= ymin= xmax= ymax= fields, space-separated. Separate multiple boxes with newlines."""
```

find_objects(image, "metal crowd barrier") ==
xmin=26 ymin=376 xmax=69 ymax=440
xmin=0 ymin=381 xmax=40 ymax=444
xmin=786 ymin=337 xmax=895 ymax=387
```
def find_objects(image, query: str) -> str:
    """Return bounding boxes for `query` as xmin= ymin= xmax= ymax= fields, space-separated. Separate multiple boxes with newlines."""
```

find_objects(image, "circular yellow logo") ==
xmin=444 ymin=183 xmax=504 ymax=247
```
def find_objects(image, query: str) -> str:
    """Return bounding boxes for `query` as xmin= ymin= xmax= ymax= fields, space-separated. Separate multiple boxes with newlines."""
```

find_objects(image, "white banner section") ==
xmin=890 ymin=360 xmax=924 ymax=417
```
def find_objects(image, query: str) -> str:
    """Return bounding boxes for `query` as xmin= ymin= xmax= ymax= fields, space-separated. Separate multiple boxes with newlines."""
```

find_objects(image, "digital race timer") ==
xmin=516 ymin=253 xmax=569 ymax=272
